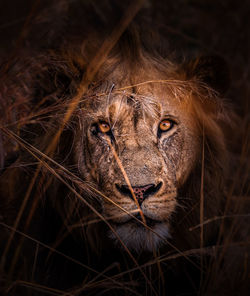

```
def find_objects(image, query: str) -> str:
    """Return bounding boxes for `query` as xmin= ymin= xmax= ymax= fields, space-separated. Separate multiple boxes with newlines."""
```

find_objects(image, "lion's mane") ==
xmin=0 ymin=19 xmax=247 ymax=296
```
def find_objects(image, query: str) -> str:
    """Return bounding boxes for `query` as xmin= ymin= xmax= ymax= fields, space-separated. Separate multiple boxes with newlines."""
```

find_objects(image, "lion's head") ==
xmin=72 ymin=54 xmax=230 ymax=252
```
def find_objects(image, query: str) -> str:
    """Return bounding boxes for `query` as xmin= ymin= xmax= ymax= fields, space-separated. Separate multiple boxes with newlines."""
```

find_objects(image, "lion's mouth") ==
xmin=134 ymin=214 xmax=160 ymax=227
xmin=113 ymin=213 xmax=161 ymax=228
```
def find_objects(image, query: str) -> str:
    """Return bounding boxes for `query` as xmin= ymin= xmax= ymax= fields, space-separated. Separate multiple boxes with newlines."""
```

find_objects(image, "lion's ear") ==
xmin=185 ymin=55 xmax=231 ymax=95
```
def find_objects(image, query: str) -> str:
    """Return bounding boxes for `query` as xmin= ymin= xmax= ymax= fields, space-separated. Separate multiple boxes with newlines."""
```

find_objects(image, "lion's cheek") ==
xmin=103 ymin=200 xmax=138 ymax=223
xmin=175 ymin=137 xmax=200 ymax=186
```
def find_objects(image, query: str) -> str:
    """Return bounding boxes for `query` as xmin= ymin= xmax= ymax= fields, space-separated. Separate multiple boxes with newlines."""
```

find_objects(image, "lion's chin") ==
xmin=108 ymin=221 xmax=171 ymax=253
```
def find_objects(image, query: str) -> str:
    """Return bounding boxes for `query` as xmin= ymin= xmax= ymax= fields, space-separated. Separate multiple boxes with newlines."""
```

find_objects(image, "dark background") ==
xmin=0 ymin=0 xmax=249 ymax=295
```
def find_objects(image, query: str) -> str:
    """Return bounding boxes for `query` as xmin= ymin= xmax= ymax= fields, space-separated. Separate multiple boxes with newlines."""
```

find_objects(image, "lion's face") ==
xmin=76 ymin=83 xmax=200 ymax=252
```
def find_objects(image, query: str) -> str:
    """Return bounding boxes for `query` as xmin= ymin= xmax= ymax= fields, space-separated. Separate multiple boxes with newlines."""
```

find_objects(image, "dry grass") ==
xmin=0 ymin=0 xmax=249 ymax=295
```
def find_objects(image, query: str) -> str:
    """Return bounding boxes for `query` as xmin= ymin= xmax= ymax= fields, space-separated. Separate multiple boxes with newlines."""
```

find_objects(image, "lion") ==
xmin=73 ymin=54 xmax=230 ymax=254
xmin=0 ymin=31 xmax=248 ymax=295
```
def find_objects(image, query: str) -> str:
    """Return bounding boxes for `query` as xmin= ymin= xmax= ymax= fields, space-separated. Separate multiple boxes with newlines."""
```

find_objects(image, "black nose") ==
xmin=115 ymin=182 xmax=162 ymax=205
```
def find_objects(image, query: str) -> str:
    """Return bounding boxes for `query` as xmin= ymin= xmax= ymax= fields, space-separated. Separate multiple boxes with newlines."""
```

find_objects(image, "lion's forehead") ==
xmin=86 ymin=92 xmax=191 ymax=125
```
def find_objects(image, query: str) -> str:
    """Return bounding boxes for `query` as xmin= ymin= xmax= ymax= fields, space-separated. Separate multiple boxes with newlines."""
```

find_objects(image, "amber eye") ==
xmin=159 ymin=119 xmax=174 ymax=132
xmin=98 ymin=121 xmax=111 ymax=133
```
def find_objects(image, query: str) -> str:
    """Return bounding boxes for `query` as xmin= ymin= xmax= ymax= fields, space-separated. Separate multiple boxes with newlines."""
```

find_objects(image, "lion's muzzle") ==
xmin=115 ymin=182 xmax=162 ymax=205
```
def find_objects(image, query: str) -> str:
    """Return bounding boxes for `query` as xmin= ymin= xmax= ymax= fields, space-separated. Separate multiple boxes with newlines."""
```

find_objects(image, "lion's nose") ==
xmin=115 ymin=183 xmax=162 ymax=205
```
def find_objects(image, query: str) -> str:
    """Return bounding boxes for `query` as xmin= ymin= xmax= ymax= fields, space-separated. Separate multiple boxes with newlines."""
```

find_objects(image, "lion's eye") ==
xmin=98 ymin=121 xmax=111 ymax=133
xmin=159 ymin=119 xmax=174 ymax=132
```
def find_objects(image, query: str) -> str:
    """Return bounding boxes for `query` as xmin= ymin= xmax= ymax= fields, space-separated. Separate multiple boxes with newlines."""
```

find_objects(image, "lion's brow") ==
xmin=107 ymin=93 xmax=160 ymax=131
